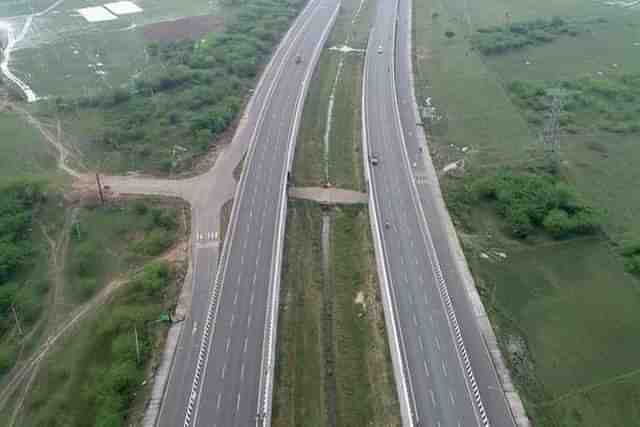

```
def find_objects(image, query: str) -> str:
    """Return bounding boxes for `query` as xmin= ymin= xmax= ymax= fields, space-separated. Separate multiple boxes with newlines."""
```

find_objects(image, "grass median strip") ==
xmin=274 ymin=0 xmax=399 ymax=422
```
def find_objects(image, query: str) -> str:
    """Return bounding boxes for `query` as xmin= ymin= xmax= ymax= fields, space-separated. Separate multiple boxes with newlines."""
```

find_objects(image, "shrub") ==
xmin=472 ymin=17 xmax=578 ymax=55
xmin=474 ymin=171 xmax=600 ymax=238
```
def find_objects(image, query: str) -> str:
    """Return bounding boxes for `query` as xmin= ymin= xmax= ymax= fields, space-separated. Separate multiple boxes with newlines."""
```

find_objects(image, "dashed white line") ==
xmin=424 ymin=292 xmax=429 ymax=305
xmin=233 ymin=292 xmax=238 ymax=305
xmin=241 ymin=254 xmax=245 ymax=265
xmin=412 ymin=313 xmax=418 ymax=326
xmin=235 ymin=393 xmax=241 ymax=412
xmin=429 ymin=389 xmax=436 ymax=407
xmin=442 ymin=360 xmax=448 ymax=377
xmin=250 ymin=290 xmax=255 ymax=306
xmin=216 ymin=392 xmax=221 ymax=410
xmin=243 ymin=337 xmax=248 ymax=353
xmin=435 ymin=335 xmax=441 ymax=351
xmin=240 ymin=363 xmax=245 ymax=381
xmin=248 ymin=313 xmax=252 ymax=327
xmin=225 ymin=337 xmax=231 ymax=352
xmin=418 ymin=335 xmax=424 ymax=351
xmin=230 ymin=314 xmax=235 ymax=328
xmin=449 ymin=390 xmax=456 ymax=406
xmin=423 ymin=360 xmax=430 ymax=377
xmin=221 ymin=362 xmax=227 ymax=379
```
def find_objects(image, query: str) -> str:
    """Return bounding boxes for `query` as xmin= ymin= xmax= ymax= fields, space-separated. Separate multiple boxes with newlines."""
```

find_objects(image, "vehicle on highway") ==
xmin=370 ymin=153 xmax=380 ymax=165
xmin=377 ymin=45 xmax=383 ymax=54
xmin=295 ymin=54 xmax=302 ymax=64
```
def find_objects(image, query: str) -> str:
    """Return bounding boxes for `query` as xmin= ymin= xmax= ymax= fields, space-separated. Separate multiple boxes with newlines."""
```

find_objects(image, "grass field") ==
xmin=413 ymin=0 xmax=640 ymax=424
xmin=64 ymin=200 xmax=179 ymax=305
xmin=0 ymin=110 xmax=58 ymax=183
xmin=6 ymin=0 xmax=218 ymax=98
xmin=19 ymin=261 xmax=178 ymax=427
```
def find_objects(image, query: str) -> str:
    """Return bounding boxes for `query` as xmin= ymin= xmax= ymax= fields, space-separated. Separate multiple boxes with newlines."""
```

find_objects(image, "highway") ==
xmin=363 ymin=0 xmax=517 ymax=425
xmin=179 ymin=0 xmax=340 ymax=426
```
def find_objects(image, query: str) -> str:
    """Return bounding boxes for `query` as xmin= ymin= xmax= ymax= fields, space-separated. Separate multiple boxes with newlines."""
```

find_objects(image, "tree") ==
xmin=445 ymin=30 xmax=456 ymax=39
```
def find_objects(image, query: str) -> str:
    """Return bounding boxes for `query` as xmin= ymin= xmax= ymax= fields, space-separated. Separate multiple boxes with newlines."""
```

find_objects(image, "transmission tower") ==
xmin=541 ymin=93 xmax=563 ymax=172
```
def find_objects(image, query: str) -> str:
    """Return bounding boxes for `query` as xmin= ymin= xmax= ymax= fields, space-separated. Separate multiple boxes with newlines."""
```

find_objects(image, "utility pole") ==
xmin=134 ymin=326 xmax=140 ymax=364
xmin=11 ymin=305 xmax=23 ymax=336
xmin=95 ymin=173 xmax=105 ymax=204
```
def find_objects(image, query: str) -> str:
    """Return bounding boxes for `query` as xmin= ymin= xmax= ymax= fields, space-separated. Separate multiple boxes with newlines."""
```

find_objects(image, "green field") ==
xmin=0 ymin=110 xmax=58 ymax=183
xmin=19 ymin=261 xmax=178 ymax=427
xmin=64 ymin=200 xmax=179 ymax=305
xmin=413 ymin=0 xmax=640 ymax=424
xmin=8 ymin=0 xmax=218 ymax=98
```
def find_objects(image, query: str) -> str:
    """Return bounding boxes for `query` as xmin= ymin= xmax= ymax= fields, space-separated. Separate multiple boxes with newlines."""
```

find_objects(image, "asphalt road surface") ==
xmin=155 ymin=1 xmax=339 ymax=425
xmin=364 ymin=0 xmax=516 ymax=425
xmin=177 ymin=1 xmax=340 ymax=426
xmin=393 ymin=0 xmax=517 ymax=426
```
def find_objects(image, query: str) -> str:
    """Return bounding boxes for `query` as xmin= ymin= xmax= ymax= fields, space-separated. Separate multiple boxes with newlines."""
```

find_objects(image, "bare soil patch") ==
xmin=142 ymin=15 xmax=225 ymax=43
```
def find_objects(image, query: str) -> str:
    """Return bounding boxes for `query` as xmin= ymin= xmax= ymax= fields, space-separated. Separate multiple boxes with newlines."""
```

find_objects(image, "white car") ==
xmin=377 ymin=45 xmax=383 ymax=54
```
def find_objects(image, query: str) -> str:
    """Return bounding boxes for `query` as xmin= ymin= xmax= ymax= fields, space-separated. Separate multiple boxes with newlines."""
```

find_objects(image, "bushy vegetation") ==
xmin=67 ymin=202 xmax=178 ymax=302
xmin=509 ymin=73 xmax=640 ymax=134
xmin=0 ymin=180 xmax=47 ymax=375
xmin=472 ymin=17 xmax=579 ymax=55
xmin=473 ymin=171 xmax=600 ymax=238
xmin=24 ymin=262 xmax=173 ymax=427
xmin=49 ymin=0 xmax=305 ymax=174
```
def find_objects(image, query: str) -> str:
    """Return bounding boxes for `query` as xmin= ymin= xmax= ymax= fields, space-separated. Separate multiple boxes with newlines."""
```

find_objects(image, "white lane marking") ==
xmin=400 ymin=257 xmax=405 ymax=266
xmin=248 ymin=313 xmax=252 ymax=327
xmin=258 ymin=238 xmax=262 ymax=250
xmin=225 ymin=337 xmax=231 ymax=353
xmin=418 ymin=335 xmax=424 ymax=351
xmin=250 ymin=290 xmax=255 ymax=306
xmin=233 ymin=292 xmax=238 ymax=305
xmin=236 ymin=393 xmax=241 ymax=412
xmin=221 ymin=362 xmax=226 ymax=379
xmin=250 ymin=210 xmax=253 ymax=218
xmin=255 ymin=257 xmax=260 ymax=267
xmin=410 ymin=239 xmax=415 ymax=248
xmin=240 ymin=363 xmax=245 ymax=381
xmin=230 ymin=314 xmax=235 ymax=328
xmin=424 ymin=360 xmax=430 ymax=377
xmin=241 ymin=254 xmax=245 ymax=265
xmin=243 ymin=239 xmax=248 ymax=250
xmin=424 ymin=292 xmax=429 ymax=305
xmin=253 ymin=272 xmax=257 ymax=284
xmin=442 ymin=360 xmax=448 ymax=377
xmin=412 ymin=313 xmax=418 ymax=326
xmin=216 ymin=393 xmax=222 ymax=410
xmin=429 ymin=389 xmax=436 ymax=407
xmin=429 ymin=313 xmax=434 ymax=325
xmin=192 ymin=321 xmax=198 ymax=335
xmin=415 ymin=257 xmax=419 ymax=266
xmin=449 ymin=390 xmax=456 ymax=406
xmin=435 ymin=335 xmax=441 ymax=351
xmin=243 ymin=337 xmax=248 ymax=353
